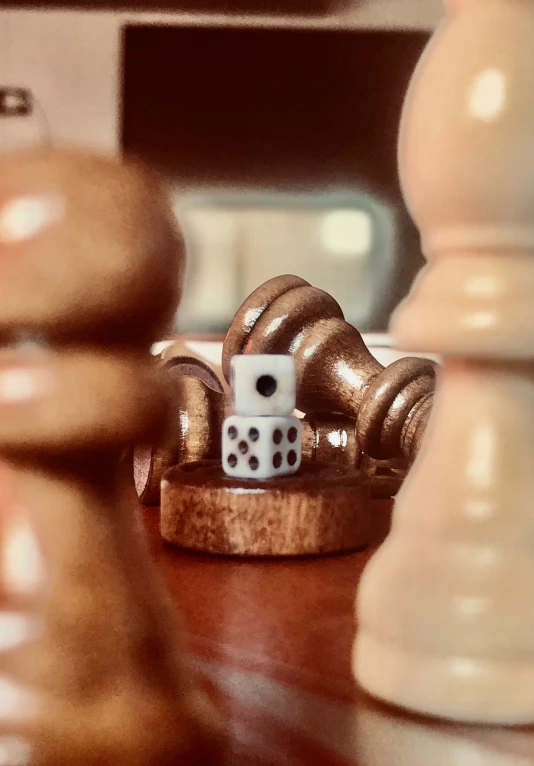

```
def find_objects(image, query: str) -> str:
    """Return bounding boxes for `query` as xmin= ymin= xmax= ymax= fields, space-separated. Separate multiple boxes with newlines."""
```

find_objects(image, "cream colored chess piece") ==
xmin=354 ymin=0 xmax=534 ymax=723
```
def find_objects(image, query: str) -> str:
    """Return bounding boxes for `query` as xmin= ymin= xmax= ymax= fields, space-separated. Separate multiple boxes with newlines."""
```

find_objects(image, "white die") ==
xmin=231 ymin=355 xmax=296 ymax=417
xmin=222 ymin=415 xmax=302 ymax=480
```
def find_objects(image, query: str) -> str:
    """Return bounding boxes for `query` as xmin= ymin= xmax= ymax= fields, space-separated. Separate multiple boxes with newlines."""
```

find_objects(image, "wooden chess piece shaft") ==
xmin=302 ymin=414 xmax=404 ymax=498
xmin=355 ymin=0 xmax=534 ymax=724
xmin=0 ymin=151 xmax=223 ymax=763
xmin=222 ymin=275 xmax=437 ymax=463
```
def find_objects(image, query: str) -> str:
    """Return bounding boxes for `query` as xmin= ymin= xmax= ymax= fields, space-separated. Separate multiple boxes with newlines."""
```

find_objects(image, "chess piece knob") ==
xmin=223 ymin=275 xmax=437 ymax=462
xmin=393 ymin=0 xmax=534 ymax=355
xmin=0 ymin=150 xmax=183 ymax=345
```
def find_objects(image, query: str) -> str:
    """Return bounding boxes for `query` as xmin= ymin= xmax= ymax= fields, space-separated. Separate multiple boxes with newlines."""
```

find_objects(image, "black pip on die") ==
xmin=223 ymin=355 xmax=302 ymax=479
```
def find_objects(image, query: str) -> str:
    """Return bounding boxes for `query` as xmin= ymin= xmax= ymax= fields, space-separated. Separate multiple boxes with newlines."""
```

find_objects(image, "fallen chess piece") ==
xmin=0 ymin=150 xmax=224 ymax=763
xmin=222 ymin=275 xmax=437 ymax=464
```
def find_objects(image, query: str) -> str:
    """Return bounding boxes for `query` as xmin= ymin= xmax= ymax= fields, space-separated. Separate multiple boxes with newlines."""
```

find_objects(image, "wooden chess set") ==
xmin=1 ymin=0 xmax=534 ymax=762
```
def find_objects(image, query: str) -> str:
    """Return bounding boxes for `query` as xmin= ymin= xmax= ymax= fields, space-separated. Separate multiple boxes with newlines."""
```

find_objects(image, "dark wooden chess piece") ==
xmin=222 ymin=275 xmax=437 ymax=464
xmin=134 ymin=355 xmax=226 ymax=505
xmin=302 ymin=414 xmax=404 ymax=499
xmin=0 ymin=150 xmax=224 ymax=764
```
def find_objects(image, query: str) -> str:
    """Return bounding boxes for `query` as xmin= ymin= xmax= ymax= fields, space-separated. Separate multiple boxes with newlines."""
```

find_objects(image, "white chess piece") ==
xmin=354 ymin=0 xmax=534 ymax=723
xmin=223 ymin=355 xmax=302 ymax=479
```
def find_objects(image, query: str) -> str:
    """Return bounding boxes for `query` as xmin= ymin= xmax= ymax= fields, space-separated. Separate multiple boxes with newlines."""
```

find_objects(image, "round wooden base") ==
xmin=160 ymin=459 xmax=372 ymax=557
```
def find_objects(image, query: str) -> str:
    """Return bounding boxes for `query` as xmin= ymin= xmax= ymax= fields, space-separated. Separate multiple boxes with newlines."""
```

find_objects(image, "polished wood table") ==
xmin=143 ymin=506 xmax=534 ymax=765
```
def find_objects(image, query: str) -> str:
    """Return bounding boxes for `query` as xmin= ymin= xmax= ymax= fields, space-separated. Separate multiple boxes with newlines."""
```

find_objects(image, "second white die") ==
xmin=223 ymin=414 xmax=302 ymax=479
xmin=231 ymin=355 xmax=296 ymax=417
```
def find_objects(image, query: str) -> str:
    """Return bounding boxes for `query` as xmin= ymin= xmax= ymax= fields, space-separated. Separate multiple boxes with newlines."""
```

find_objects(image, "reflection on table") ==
xmin=143 ymin=506 xmax=534 ymax=765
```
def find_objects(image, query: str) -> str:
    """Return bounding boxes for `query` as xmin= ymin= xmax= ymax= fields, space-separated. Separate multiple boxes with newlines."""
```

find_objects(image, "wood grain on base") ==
xmin=160 ymin=459 xmax=372 ymax=557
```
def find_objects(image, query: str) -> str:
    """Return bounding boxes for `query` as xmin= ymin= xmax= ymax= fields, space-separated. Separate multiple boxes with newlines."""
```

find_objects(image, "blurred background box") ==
xmin=121 ymin=24 xmax=429 ymax=332
xmin=1 ymin=2 xmax=441 ymax=333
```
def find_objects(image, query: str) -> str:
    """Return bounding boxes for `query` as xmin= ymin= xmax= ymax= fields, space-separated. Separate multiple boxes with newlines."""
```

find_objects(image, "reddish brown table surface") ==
xmin=143 ymin=507 xmax=534 ymax=765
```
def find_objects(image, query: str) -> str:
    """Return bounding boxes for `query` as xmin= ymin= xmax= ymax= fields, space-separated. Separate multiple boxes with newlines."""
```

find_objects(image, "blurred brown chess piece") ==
xmin=223 ymin=275 xmax=437 ymax=464
xmin=0 ymin=150 xmax=224 ymax=764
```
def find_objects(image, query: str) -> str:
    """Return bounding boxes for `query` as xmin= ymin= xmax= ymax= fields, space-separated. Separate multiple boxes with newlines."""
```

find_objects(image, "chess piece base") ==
xmin=355 ymin=361 xmax=534 ymax=726
xmin=355 ymin=635 xmax=534 ymax=725
xmin=161 ymin=459 xmax=372 ymax=557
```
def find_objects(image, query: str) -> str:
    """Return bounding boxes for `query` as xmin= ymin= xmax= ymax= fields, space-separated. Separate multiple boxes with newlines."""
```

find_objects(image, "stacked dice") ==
xmin=162 ymin=352 xmax=371 ymax=555
xmin=223 ymin=355 xmax=302 ymax=479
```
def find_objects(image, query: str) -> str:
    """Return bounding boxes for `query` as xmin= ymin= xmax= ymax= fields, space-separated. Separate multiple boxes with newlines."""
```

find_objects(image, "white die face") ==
xmin=222 ymin=415 xmax=302 ymax=480
xmin=231 ymin=355 xmax=296 ymax=417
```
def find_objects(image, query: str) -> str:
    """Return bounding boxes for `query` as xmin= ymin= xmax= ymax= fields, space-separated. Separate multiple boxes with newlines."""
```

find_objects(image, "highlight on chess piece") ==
xmin=222 ymin=274 xmax=437 ymax=464
xmin=223 ymin=355 xmax=302 ymax=480
xmin=0 ymin=149 xmax=224 ymax=762
xmin=355 ymin=0 xmax=534 ymax=724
